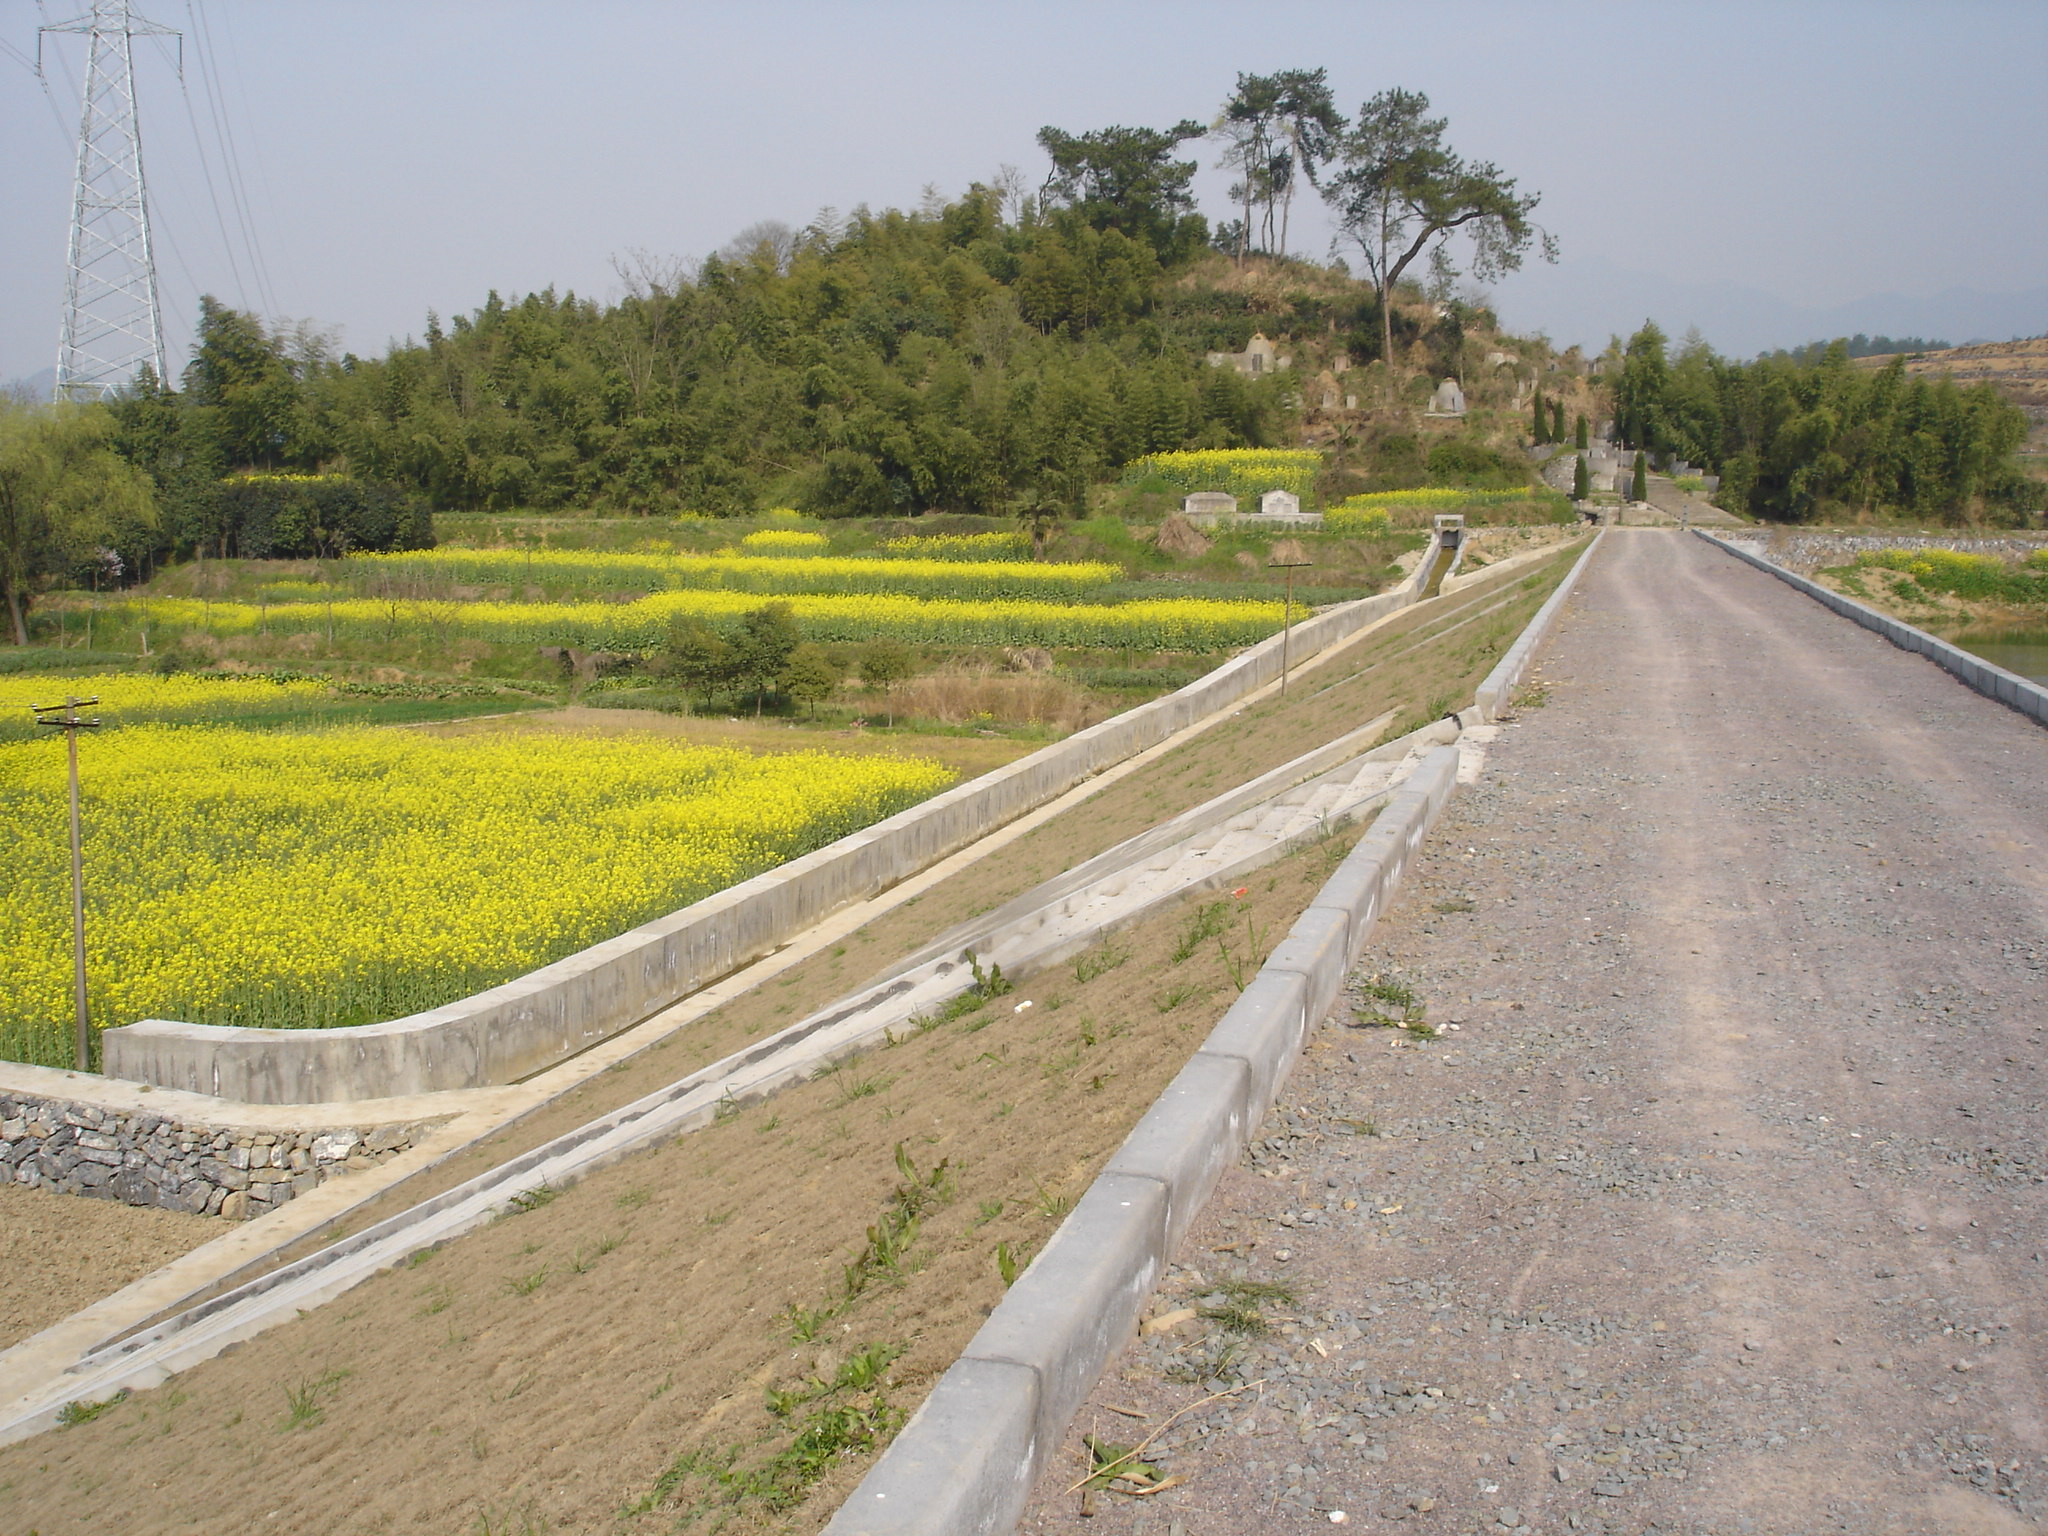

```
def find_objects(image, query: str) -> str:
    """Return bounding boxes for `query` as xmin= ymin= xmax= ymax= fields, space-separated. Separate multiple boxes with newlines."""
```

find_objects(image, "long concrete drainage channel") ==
xmin=1697 ymin=529 xmax=2048 ymax=727
xmin=825 ymin=527 xmax=1606 ymax=1535
xmin=0 ymin=540 xmax=1579 ymax=1443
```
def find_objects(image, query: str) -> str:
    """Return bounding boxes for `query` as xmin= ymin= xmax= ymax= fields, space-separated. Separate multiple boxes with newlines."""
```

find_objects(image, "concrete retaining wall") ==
xmin=823 ymin=745 xmax=1464 ymax=1536
xmin=103 ymin=578 xmax=1437 ymax=1105
xmin=1700 ymin=531 xmax=2048 ymax=729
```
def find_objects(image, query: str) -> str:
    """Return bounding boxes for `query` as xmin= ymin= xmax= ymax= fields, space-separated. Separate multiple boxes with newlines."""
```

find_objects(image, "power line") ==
xmin=184 ymin=0 xmax=276 ymax=317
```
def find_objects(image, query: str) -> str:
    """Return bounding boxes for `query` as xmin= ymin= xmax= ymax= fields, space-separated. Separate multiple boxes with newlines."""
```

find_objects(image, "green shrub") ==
xmin=213 ymin=475 xmax=432 ymax=559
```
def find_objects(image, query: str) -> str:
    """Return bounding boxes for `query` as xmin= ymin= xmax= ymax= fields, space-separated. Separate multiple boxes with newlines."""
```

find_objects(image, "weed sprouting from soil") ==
xmin=1351 ymin=974 xmax=1438 ymax=1036
xmin=614 ymin=1187 xmax=650 ymax=1210
xmin=995 ymin=1238 xmax=1034 ymax=1287
xmin=55 ymin=1390 xmax=128 ymax=1428
xmin=1431 ymin=896 xmax=1475 ymax=914
xmin=636 ymin=1152 xmax=943 ymax=1523
xmin=1028 ymin=1176 xmax=1073 ymax=1222
xmin=505 ymin=1266 xmax=549 ymax=1296
xmin=1170 ymin=900 xmax=1230 ymax=964
xmin=279 ymin=1368 xmax=351 ymax=1431
xmin=503 ymin=1184 xmax=558 ymax=1216
xmin=1072 ymin=938 xmax=1130 ymax=983
xmin=1199 ymin=1278 xmax=1298 ymax=1336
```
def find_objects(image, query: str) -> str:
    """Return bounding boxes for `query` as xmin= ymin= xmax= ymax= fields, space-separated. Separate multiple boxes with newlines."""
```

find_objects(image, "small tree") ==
xmin=780 ymin=643 xmax=838 ymax=717
xmin=733 ymin=603 xmax=802 ymax=714
xmin=858 ymin=639 xmax=916 ymax=726
xmin=1572 ymin=453 xmax=1590 ymax=501
xmin=662 ymin=615 xmax=737 ymax=709
xmin=1 ymin=400 xmax=158 ymax=644
xmin=1531 ymin=388 xmax=1549 ymax=444
xmin=1631 ymin=451 xmax=1648 ymax=503
xmin=1550 ymin=399 xmax=1565 ymax=442
xmin=1574 ymin=413 xmax=1589 ymax=451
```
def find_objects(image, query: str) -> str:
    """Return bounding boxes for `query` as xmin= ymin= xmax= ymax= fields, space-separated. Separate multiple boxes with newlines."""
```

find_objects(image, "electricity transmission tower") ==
xmin=41 ymin=1 xmax=180 ymax=400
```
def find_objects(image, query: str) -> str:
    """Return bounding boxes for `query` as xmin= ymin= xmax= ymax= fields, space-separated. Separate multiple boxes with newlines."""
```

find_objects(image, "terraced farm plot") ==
xmin=0 ymin=727 xmax=951 ymax=1065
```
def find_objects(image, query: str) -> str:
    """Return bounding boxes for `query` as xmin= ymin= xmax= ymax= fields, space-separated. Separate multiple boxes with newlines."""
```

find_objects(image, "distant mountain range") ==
xmin=1492 ymin=256 xmax=2047 ymax=360
xmin=2 ymin=367 xmax=56 ymax=402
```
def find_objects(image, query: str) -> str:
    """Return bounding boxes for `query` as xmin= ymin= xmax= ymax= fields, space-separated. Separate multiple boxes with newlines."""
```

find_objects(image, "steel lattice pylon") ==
xmin=43 ymin=1 xmax=178 ymax=400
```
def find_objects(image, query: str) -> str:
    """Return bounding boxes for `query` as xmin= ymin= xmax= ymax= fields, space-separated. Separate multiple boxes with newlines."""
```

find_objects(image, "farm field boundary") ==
xmin=0 ymin=714 xmax=1460 ymax=1448
xmin=0 ymin=540 xmax=1543 ymax=1401
xmin=1699 ymin=531 xmax=2048 ymax=727
xmin=823 ymin=530 xmax=1609 ymax=1536
xmin=102 ymin=556 xmax=1446 ymax=1105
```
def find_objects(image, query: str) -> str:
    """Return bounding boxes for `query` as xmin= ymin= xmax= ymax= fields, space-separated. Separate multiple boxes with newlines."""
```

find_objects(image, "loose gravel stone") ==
xmin=1019 ymin=532 xmax=2047 ymax=1536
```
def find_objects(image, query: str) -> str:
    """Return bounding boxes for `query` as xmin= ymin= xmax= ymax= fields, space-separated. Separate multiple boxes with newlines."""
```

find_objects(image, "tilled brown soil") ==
xmin=0 ymin=551 xmax=1580 ymax=1536
xmin=0 ymin=831 xmax=1357 ymax=1536
xmin=230 ymin=551 xmax=1582 ymax=1284
xmin=1022 ymin=529 xmax=2048 ymax=1536
xmin=0 ymin=1182 xmax=215 ymax=1352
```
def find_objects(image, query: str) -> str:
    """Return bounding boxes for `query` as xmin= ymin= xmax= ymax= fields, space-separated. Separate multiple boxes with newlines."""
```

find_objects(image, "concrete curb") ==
xmin=822 ymin=745 xmax=1464 ymax=1536
xmin=1470 ymin=528 xmax=1606 ymax=723
xmin=1696 ymin=531 xmax=2048 ymax=728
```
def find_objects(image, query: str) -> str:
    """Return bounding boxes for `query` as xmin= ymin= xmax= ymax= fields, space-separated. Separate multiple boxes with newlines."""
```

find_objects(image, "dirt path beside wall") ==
xmin=0 ymin=1183 xmax=215 ymax=1351
xmin=1022 ymin=528 xmax=2048 ymax=1536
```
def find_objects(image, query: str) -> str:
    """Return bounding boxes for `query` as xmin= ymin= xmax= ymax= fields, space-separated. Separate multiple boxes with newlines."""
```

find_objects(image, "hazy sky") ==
xmin=4 ymin=0 xmax=2044 ymax=384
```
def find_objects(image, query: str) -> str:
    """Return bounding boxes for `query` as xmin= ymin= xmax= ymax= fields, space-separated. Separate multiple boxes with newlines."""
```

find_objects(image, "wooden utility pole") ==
xmin=1267 ymin=539 xmax=1315 ymax=696
xmin=33 ymin=696 xmax=100 ymax=1070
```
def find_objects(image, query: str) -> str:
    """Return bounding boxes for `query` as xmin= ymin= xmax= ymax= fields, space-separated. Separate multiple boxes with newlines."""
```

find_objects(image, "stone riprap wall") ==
xmin=0 ymin=1091 xmax=441 ymax=1219
xmin=102 ymin=564 xmax=1448 ymax=1107
xmin=1729 ymin=529 xmax=2048 ymax=577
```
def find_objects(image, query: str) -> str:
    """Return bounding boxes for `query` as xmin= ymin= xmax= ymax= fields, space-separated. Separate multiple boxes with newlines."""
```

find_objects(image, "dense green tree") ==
xmin=779 ymin=643 xmax=838 ymax=715
xmin=661 ymin=615 xmax=737 ymax=707
xmin=732 ymin=603 xmax=802 ymax=714
xmin=1631 ymin=450 xmax=1648 ymax=503
xmin=0 ymin=400 xmax=158 ymax=643
xmin=1613 ymin=322 xmax=1670 ymax=452
xmin=1034 ymin=120 xmax=1209 ymax=264
xmin=1531 ymin=388 xmax=1548 ymax=444
xmin=1574 ymin=413 xmax=1588 ymax=451
xmin=1550 ymin=398 xmax=1565 ymax=442
xmin=1572 ymin=452 xmax=1590 ymax=501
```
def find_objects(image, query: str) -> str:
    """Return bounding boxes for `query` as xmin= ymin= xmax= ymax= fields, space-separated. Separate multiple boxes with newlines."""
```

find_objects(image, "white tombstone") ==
xmin=1259 ymin=489 xmax=1301 ymax=517
xmin=1426 ymin=378 xmax=1467 ymax=416
xmin=1182 ymin=491 xmax=1237 ymax=521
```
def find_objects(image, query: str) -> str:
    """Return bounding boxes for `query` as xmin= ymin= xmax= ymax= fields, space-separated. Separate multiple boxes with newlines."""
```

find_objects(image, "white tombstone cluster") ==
xmin=1180 ymin=487 xmax=1322 ymax=527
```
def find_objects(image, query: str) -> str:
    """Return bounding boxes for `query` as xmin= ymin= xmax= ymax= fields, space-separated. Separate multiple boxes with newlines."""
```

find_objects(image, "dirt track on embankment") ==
xmin=1024 ymin=529 xmax=2048 ymax=1536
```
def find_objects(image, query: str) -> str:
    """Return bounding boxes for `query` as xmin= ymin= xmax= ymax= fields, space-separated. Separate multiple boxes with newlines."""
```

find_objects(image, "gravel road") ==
xmin=1018 ymin=529 xmax=2047 ymax=1536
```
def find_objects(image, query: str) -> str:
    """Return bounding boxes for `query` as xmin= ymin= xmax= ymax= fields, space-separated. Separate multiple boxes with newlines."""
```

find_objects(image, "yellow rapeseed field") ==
xmin=114 ymin=588 xmax=1286 ymax=652
xmin=1122 ymin=448 xmax=1324 ymax=500
xmin=0 ymin=725 xmax=952 ymax=1066
xmin=0 ymin=671 xmax=329 ymax=742
xmin=347 ymin=547 xmax=1119 ymax=600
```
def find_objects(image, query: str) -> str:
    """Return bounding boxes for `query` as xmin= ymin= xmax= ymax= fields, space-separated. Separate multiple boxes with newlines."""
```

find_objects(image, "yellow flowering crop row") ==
xmin=122 ymin=587 xmax=1285 ymax=652
xmin=1333 ymin=488 xmax=1545 ymax=510
xmin=1322 ymin=506 xmax=1395 ymax=535
xmin=877 ymin=532 xmax=1031 ymax=561
xmin=0 ymin=671 xmax=328 ymax=742
xmin=346 ymin=547 xmax=1120 ymax=601
xmin=0 ymin=725 xmax=952 ymax=1064
xmin=1123 ymin=448 xmax=1323 ymax=499
xmin=739 ymin=529 xmax=829 ymax=554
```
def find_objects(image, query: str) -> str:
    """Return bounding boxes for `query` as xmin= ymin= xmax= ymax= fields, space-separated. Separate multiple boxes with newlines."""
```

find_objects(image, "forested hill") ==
xmin=111 ymin=192 xmax=1419 ymax=523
